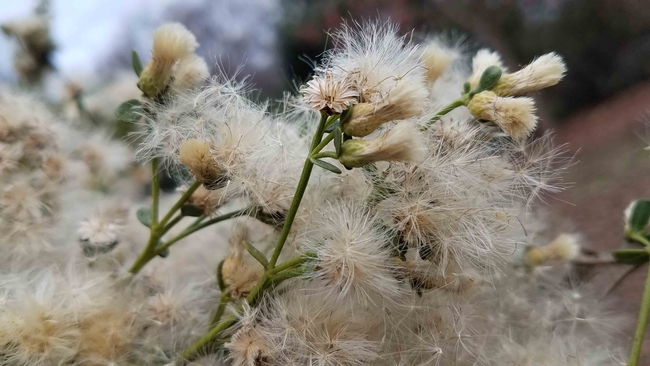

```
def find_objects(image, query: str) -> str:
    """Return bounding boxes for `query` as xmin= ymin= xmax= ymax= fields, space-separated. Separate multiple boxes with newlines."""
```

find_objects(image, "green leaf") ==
xmin=471 ymin=66 xmax=502 ymax=96
xmin=613 ymin=249 xmax=650 ymax=265
xmin=216 ymin=260 xmax=227 ymax=291
xmin=132 ymin=50 xmax=143 ymax=77
xmin=627 ymin=200 xmax=650 ymax=237
xmin=181 ymin=203 xmax=204 ymax=217
xmin=325 ymin=119 xmax=340 ymax=133
xmin=137 ymin=207 xmax=152 ymax=228
xmin=115 ymin=99 xmax=143 ymax=123
xmin=334 ymin=127 xmax=342 ymax=158
xmin=242 ymin=240 xmax=269 ymax=268
xmin=340 ymin=107 xmax=353 ymax=124
xmin=462 ymin=81 xmax=471 ymax=94
xmin=310 ymin=157 xmax=342 ymax=174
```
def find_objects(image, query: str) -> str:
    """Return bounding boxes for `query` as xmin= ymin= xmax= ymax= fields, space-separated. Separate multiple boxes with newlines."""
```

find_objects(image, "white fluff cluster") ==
xmin=0 ymin=19 xmax=625 ymax=366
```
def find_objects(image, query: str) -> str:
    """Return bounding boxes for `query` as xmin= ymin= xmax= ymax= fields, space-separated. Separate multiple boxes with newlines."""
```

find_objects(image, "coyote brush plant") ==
xmin=0 ymin=17 xmax=629 ymax=366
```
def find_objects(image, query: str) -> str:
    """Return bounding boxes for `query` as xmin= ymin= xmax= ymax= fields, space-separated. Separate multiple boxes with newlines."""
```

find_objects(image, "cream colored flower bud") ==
xmin=420 ymin=41 xmax=458 ymax=83
xmin=492 ymin=53 xmax=566 ymax=96
xmin=138 ymin=23 xmax=199 ymax=98
xmin=339 ymin=121 xmax=426 ymax=168
xmin=525 ymin=234 xmax=580 ymax=267
xmin=467 ymin=91 xmax=537 ymax=140
xmin=179 ymin=139 xmax=224 ymax=188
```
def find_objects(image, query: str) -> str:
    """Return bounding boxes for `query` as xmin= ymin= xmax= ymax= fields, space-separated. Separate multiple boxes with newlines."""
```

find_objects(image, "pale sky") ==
xmin=0 ymin=0 xmax=279 ymax=84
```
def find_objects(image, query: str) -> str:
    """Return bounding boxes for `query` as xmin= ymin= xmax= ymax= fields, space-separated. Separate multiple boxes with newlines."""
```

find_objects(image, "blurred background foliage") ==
xmin=3 ymin=0 xmax=650 ymax=121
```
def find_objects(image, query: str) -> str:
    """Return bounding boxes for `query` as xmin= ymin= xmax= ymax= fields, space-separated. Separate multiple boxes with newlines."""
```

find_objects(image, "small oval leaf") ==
xmin=310 ymin=157 xmax=342 ymax=174
xmin=181 ymin=203 xmax=204 ymax=217
xmin=132 ymin=50 xmax=143 ymax=77
xmin=473 ymin=66 xmax=502 ymax=95
xmin=115 ymin=99 xmax=143 ymax=123
xmin=627 ymin=200 xmax=650 ymax=236
xmin=613 ymin=249 xmax=650 ymax=265
xmin=325 ymin=119 xmax=340 ymax=133
xmin=334 ymin=127 xmax=342 ymax=158
xmin=137 ymin=207 xmax=152 ymax=228
xmin=157 ymin=247 xmax=170 ymax=258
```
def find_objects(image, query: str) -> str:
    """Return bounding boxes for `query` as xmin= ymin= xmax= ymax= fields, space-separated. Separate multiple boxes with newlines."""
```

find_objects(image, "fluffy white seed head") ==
xmin=467 ymin=91 xmax=538 ymax=140
xmin=170 ymin=54 xmax=210 ymax=93
xmin=339 ymin=121 xmax=427 ymax=168
xmin=226 ymin=325 xmax=272 ymax=366
xmin=420 ymin=39 xmax=459 ymax=83
xmin=300 ymin=202 xmax=402 ymax=305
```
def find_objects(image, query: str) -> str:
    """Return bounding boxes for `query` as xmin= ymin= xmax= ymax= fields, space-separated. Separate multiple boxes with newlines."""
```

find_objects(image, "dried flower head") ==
xmin=302 ymin=73 xmax=358 ymax=114
xmin=467 ymin=91 xmax=538 ymax=140
xmin=227 ymin=325 xmax=272 ymax=366
xmin=78 ymin=205 xmax=128 ymax=256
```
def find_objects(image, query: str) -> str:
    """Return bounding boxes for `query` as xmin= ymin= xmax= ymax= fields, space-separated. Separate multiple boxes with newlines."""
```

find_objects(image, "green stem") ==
xmin=178 ymin=314 xmax=237 ymax=363
xmin=160 ymin=214 xmax=183 ymax=236
xmin=151 ymin=158 xmax=160 ymax=225
xmin=324 ymin=114 xmax=340 ymax=130
xmin=210 ymin=292 xmax=231 ymax=327
xmin=629 ymin=263 xmax=650 ymax=366
xmin=128 ymin=227 xmax=162 ymax=274
xmin=630 ymin=233 xmax=650 ymax=248
xmin=155 ymin=208 xmax=250 ymax=255
xmin=311 ymin=130 xmax=336 ymax=154
xmin=268 ymin=112 xmax=328 ymax=268
xmin=421 ymin=98 xmax=468 ymax=131
xmin=159 ymin=180 xmax=202 ymax=227
xmin=177 ymin=114 xmax=328 ymax=363
xmin=268 ymin=255 xmax=311 ymax=275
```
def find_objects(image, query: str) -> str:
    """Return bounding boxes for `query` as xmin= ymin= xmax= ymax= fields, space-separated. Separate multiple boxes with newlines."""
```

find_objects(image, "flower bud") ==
xmin=179 ymin=139 xmax=225 ymax=189
xmin=341 ymin=86 xmax=425 ymax=137
xmin=137 ymin=23 xmax=198 ymax=98
xmin=467 ymin=91 xmax=537 ymax=140
xmin=525 ymin=234 xmax=580 ymax=267
xmin=338 ymin=121 xmax=426 ymax=168
xmin=492 ymin=53 xmax=566 ymax=96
